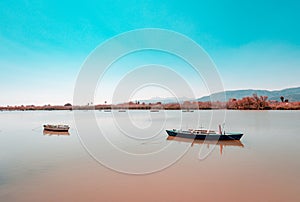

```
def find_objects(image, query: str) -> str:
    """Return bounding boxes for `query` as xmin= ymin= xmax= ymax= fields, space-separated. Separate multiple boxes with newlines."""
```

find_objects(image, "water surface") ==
xmin=0 ymin=110 xmax=299 ymax=201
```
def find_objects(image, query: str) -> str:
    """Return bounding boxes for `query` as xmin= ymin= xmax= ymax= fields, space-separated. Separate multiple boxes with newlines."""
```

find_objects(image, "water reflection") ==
xmin=167 ymin=136 xmax=244 ymax=155
xmin=43 ymin=130 xmax=70 ymax=136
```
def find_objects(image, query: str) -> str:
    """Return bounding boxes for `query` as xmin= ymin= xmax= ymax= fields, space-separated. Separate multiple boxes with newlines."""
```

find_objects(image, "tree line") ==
xmin=1 ymin=95 xmax=299 ymax=111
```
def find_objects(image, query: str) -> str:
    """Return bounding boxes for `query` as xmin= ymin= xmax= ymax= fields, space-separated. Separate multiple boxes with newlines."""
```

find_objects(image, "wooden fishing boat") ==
xmin=43 ymin=124 xmax=70 ymax=132
xmin=166 ymin=125 xmax=243 ymax=140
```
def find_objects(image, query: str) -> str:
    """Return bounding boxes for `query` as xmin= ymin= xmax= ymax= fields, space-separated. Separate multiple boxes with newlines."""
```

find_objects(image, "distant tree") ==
xmin=242 ymin=94 xmax=269 ymax=110
xmin=253 ymin=94 xmax=259 ymax=101
xmin=252 ymin=94 xmax=260 ymax=109
xmin=284 ymin=99 xmax=289 ymax=103
xmin=64 ymin=103 xmax=72 ymax=107
xmin=259 ymin=96 xmax=268 ymax=109
xmin=280 ymin=96 xmax=284 ymax=102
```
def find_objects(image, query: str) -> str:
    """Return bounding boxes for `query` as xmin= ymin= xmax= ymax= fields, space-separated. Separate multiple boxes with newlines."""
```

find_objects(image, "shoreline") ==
xmin=2 ymin=95 xmax=300 ymax=111
xmin=1 ymin=106 xmax=300 ymax=111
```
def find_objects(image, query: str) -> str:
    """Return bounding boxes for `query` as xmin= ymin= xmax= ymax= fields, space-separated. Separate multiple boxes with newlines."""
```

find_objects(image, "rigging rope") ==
xmin=31 ymin=126 xmax=42 ymax=132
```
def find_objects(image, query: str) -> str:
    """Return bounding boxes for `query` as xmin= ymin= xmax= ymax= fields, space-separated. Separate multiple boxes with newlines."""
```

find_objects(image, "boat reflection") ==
xmin=43 ymin=130 xmax=70 ymax=136
xmin=167 ymin=136 xmax=244 ymax=155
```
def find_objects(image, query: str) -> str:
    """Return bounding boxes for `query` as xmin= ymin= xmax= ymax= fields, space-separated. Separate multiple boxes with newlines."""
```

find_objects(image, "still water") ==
xmin=0 ymin=110 xmax=299 ymax=201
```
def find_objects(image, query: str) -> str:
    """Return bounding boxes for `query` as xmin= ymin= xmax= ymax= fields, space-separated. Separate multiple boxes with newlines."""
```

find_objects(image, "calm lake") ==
xmin=0 ymin=110 xmax=299 ymax=201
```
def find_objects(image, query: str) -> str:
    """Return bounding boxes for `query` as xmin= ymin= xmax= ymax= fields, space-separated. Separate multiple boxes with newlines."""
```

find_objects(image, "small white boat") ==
xmin=43 ymin=124 xmax=70 ymax=132
xmin=150 ymin=109 xmax=159 ymax=112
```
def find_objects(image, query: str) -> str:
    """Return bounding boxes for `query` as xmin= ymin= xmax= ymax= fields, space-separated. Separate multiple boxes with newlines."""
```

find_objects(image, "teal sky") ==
xmin=1 ymin=0 xmax=300 ymax=105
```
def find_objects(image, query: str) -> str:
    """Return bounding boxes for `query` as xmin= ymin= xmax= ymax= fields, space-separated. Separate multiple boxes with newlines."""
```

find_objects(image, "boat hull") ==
xmin=43 ymin=128 xmax=69 ymax=132
xmin=166 ymin=130 xmax=243 ymax=140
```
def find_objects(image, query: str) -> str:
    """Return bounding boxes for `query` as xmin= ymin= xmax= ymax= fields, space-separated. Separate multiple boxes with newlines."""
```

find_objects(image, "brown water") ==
xmin=0 ymin=110 xmax=299 ymax=201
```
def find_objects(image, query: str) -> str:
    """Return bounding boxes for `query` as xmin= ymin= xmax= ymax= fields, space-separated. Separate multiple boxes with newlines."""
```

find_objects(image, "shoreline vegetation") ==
xmin=1 ymin=94 xmax=300 ymax=111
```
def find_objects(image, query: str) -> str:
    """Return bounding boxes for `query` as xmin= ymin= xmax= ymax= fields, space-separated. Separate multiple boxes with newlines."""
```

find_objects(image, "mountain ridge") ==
xmin=197 ymin=87 xmax=300 ymax=102
xmin=135 ymin=87 xmax=300 ymax=103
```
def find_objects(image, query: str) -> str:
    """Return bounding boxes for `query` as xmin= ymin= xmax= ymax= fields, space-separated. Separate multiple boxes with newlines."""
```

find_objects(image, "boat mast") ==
xmin=218 ymin=124 xmax=222 ymax=135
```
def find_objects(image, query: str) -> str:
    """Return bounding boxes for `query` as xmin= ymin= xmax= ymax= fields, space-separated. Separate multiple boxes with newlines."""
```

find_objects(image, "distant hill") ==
xmin=197 ymin=87 xmax=300 ymax=102
xmin=135 ymin=87 xmax=300 ymax=104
